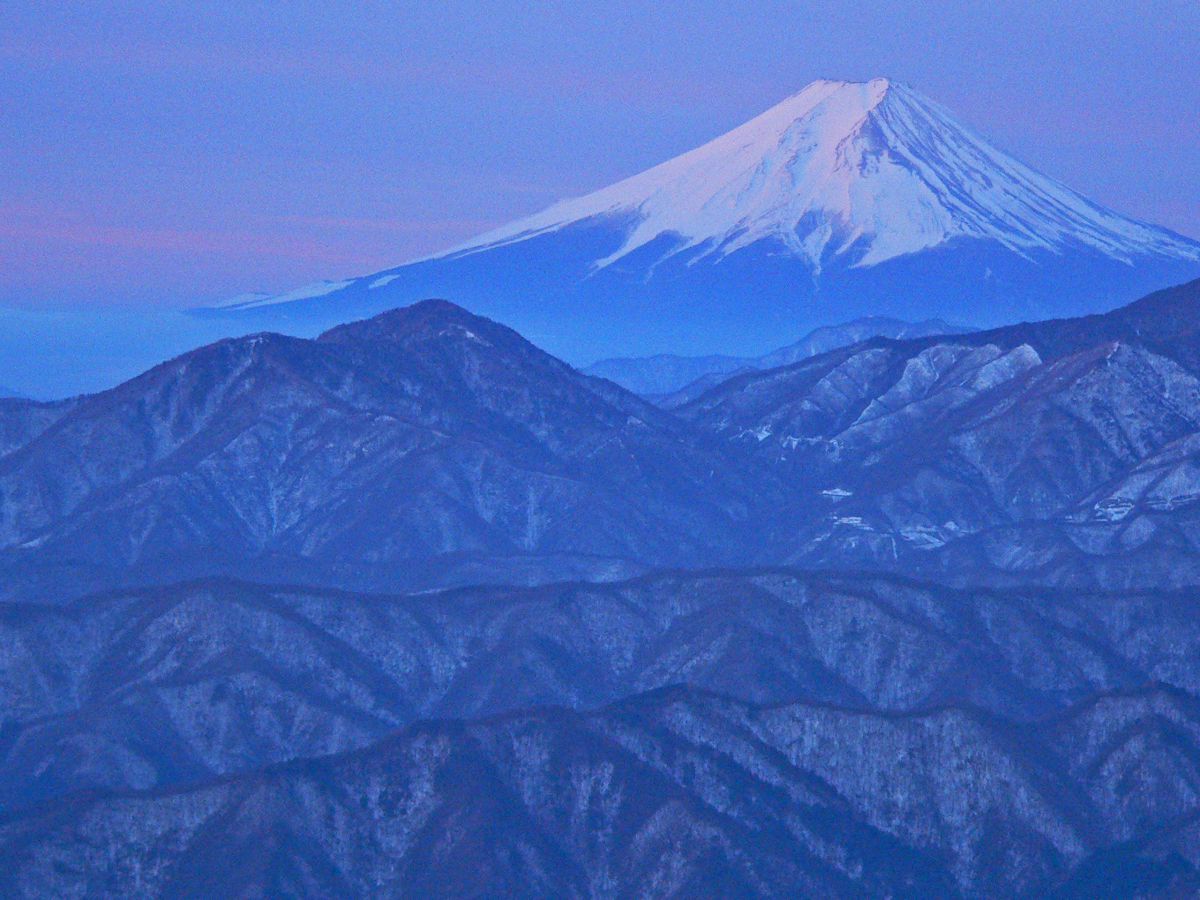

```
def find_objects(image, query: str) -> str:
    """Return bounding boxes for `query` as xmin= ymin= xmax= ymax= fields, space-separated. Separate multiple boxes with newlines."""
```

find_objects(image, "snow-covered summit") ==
xmin=190 ymin=78 xmax=1200 ymax=370
xmin=432 ymin=78 xmax=1199 ymax=271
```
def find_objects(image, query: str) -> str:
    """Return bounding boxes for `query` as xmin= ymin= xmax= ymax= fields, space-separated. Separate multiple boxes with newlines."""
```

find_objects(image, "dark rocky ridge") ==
xmin=0 ymin=300 xmax=784 ymax=602
xmin=6 ymin=280 xmax=1200 ymax=601
xmin=5 ymin=282 xmax=1200 ymax=896
xmin=4 ymin=569 xmax=1200 ymax=815
xmin=3 ymin=683 xmax=1198 ymax=897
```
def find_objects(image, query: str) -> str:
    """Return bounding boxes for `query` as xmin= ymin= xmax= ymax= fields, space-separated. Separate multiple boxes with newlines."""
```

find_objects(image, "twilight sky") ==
xmin=3 ymin=1 xmax=1198 ymax=310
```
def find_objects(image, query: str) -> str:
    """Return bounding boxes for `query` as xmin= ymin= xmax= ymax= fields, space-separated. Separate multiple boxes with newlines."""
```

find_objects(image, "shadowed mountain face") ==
xmin=3 ymin=682 xmax=1199 ymax=898
xmin=5 ymin=281 xmax=1200 ymax=896
xmin=0 ymin=300 xmax=783 ymax=601
xmin=4 ymin=569 xmax=1200 ymax=815
xmin=680 ymin=278 xmax=1200 ymax=587
xmin=0 ymin=397 xmax=75 ymax=458
xmin=6 ymin=281 xmax=1200 ymax=600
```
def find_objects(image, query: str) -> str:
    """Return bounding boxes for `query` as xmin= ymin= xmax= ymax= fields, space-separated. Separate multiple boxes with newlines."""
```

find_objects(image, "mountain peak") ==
xmin=774 ymin=75 xmax=894 ymax=114
xmin=195 ymin=81 xmax=1200 ymax=369
xmin=432 ymin=78 xmax=1198 ymax=273
xmin=317 ymin=299 xmax=504 ymax=345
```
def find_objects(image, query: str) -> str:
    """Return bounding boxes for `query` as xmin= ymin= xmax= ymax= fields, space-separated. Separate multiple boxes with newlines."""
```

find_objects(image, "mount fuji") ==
xmin=198 ymin=78 xmax=1199 ymax=361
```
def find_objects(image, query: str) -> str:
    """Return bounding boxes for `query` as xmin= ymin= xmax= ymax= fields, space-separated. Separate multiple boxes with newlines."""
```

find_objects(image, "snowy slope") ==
xmin=3 ymin=78 xmax=1161 ymax=399
xmin=189 ymin=77 xmax=1200 ymax=367
xmin=434 ymin=78 xmax=1198 ymax=272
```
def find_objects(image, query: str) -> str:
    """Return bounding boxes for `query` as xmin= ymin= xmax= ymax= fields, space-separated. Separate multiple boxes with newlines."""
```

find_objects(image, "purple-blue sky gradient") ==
xmin=3 ymin=1 xmax=1198 ymax=309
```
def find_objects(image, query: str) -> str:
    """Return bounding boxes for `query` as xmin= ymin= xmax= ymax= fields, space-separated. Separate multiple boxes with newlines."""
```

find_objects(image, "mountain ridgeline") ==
xmin=6 ymin=281 xmax=1200 ymax=600
xmin=5 ymin=280 xmax=1200 ymax=895
xmin=6 ymin=679 xmax=1200 ymax=897
xmin=0 ymin=301 xmax=793 ymax=601
xmin=5 ymin=64 xmax=1200 ymax=898
xmin=6 ymin=569 xmax=1200 ymax=812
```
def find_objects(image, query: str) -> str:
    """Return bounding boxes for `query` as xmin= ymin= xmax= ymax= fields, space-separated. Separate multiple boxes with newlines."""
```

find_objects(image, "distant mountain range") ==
xmin=5 ymin=280 xmax=1200 ymax=601
xmin=4 ymin=571 xmax=1200 ymax=895
xmin=6 ymin=569 xmax=1200 ymax=811
xmin=196 ymin=78 xmax=1200 ymax=365
xmin=6 ymin=278 xmax=1200 ymax=895
xmin=7 ymin=71 xmax=1200 ymax=899
xmin=6 ymin=78 xmax=1199 ymax=400
xmin=679 ymin=276 xmax=1200 ymax=587
xmin=585 ymin=316 xmax=975 ymax=399
xmin=5 ymin=676 xmax=1199 ymax=894
xmin=0 ymin=300 xmax=786 ymax=601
